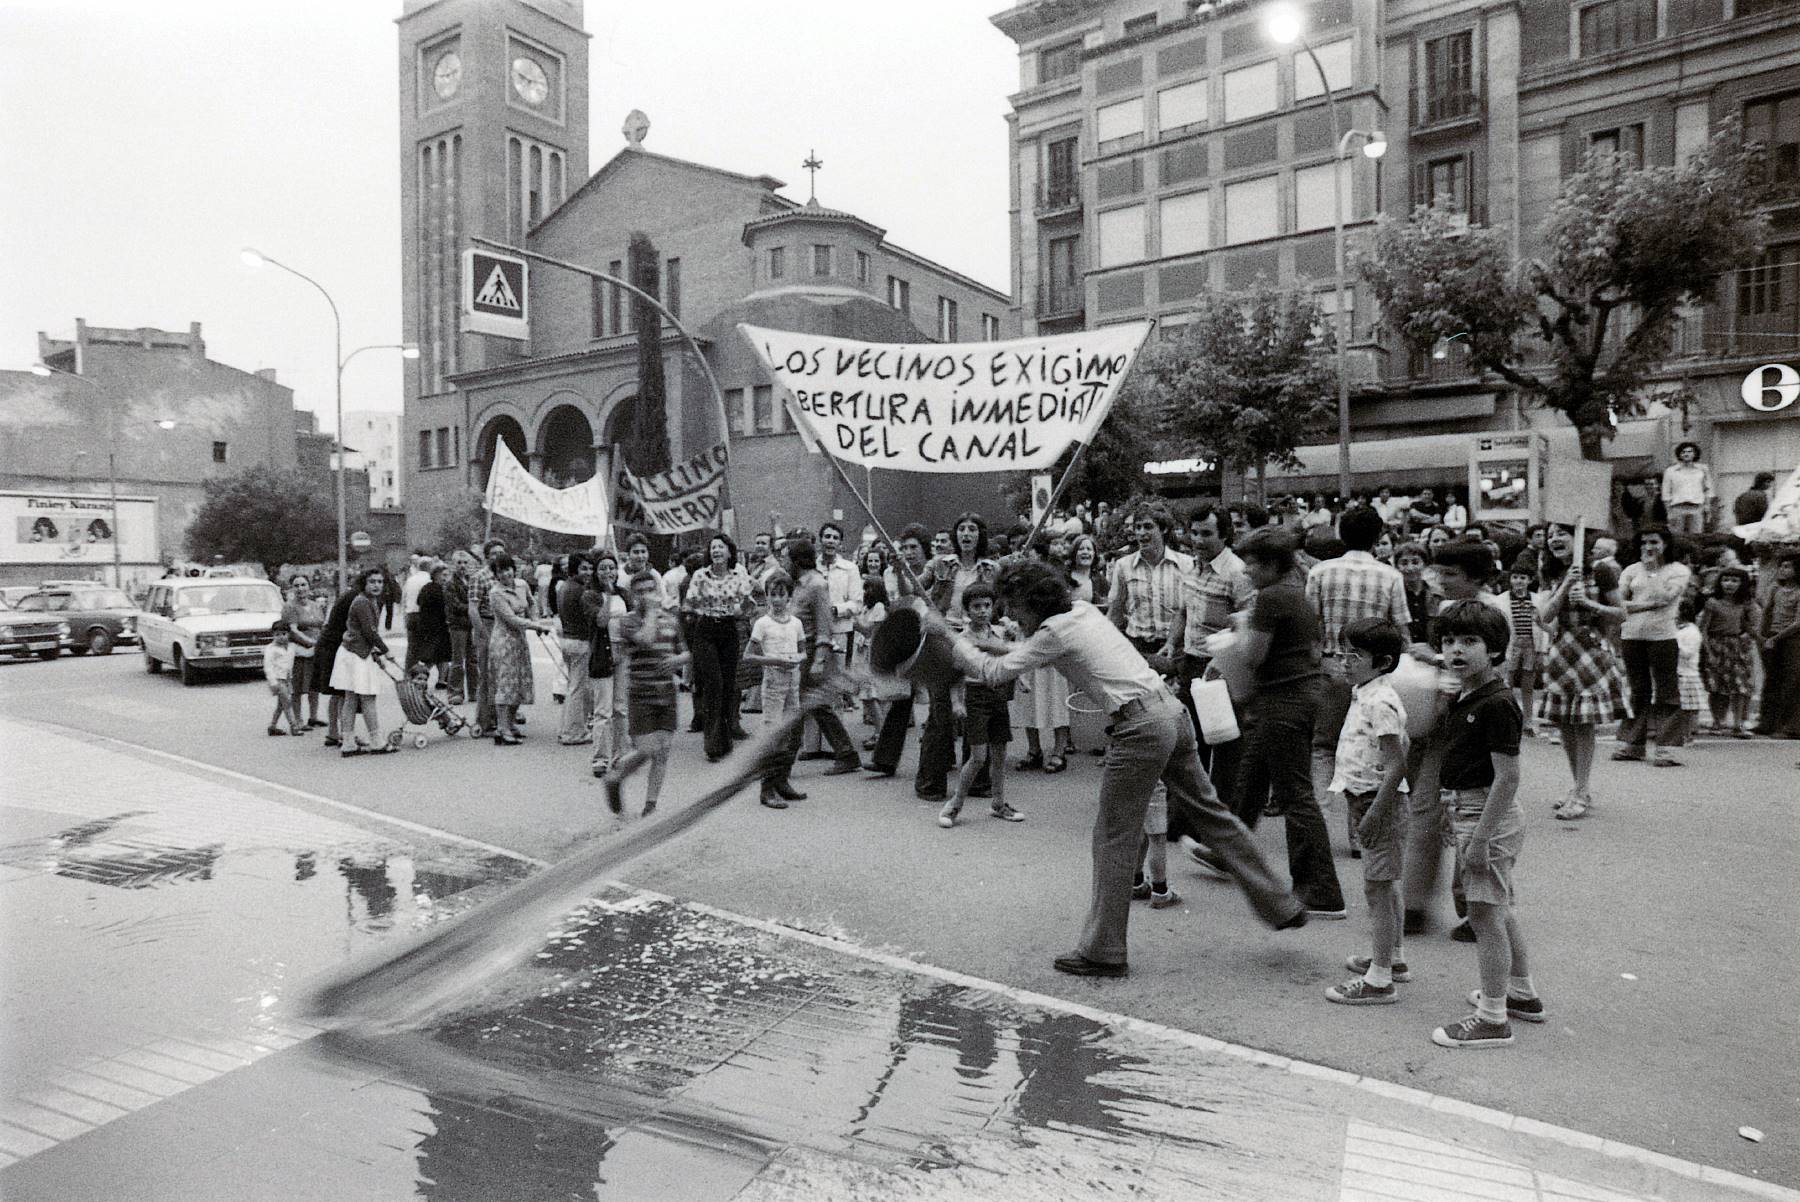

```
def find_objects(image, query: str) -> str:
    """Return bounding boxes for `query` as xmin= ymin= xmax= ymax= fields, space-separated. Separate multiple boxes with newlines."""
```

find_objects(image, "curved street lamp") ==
xmin=1264 ymin=4 xmax=1386 ymax=503
xmin=241 ymin=247 xmax=416 ymax=592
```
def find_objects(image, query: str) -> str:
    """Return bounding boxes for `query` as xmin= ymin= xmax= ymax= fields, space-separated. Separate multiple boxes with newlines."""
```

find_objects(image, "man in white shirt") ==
xmin=400 ymin=552 xmax=431 ymax=667
xmin=1374 ymin=488 xmax=1410 ymax=529
xmin=949 ymin=561 xmax=1305 ymax=977
xmin=1660 ymin=442 xmax=1713 ymax=535
xmin=818 ymin=521 xmax=864 ymax=714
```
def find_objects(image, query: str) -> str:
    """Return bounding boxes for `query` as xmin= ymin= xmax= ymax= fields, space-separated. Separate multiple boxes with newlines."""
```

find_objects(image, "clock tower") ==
xmin=396 ymin=0 xmax=589 ymax=523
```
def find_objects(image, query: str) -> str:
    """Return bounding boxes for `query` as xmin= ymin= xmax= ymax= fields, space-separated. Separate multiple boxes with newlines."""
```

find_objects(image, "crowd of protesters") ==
xmin=260 ymin=481 xmax=1800 ymax=1047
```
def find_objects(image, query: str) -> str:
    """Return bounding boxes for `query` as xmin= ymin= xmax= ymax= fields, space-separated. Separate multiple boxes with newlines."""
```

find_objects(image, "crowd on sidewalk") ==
xmin=255 ymin=488 xmax=1800 ymax=1048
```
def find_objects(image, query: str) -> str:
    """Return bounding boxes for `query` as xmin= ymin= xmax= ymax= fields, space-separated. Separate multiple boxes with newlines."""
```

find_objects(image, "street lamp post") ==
xmin=241 ymin=248 xmax=417 ymax=594
xmin=31 ymin=361 xmax=124 ymax=589
xmin=1264 ymin=5 xmax=1385 ymax=503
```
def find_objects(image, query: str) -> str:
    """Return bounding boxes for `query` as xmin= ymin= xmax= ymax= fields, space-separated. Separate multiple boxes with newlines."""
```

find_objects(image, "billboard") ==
xmin=1 ymin=491 xmax=159 ymax=565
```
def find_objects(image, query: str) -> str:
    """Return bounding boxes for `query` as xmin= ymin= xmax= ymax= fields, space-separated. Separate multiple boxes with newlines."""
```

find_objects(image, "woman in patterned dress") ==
xmin=1536 ymin=523 xmax=1628 ymax=819
xmin=487 ymin=554 xmax=553 ymax=746
xmin=1699 ymin=566 xmax=1760 ymax=735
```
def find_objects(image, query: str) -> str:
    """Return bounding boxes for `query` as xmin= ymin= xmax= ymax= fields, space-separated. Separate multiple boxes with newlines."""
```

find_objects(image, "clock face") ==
xmin=432 ymin=51 xmax=462 ymax=100
xmin=510 ymin=56 xmax=549 ymax=106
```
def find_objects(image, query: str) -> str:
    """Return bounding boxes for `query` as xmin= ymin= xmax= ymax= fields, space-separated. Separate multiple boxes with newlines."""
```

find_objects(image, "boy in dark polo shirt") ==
xmin=1432 ymin=600 xmax=1544 ymax=1049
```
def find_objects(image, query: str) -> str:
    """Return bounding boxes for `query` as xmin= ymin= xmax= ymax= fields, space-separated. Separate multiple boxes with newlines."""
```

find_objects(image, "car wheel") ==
xmin=87 ymin=629 xmax=115 ymax=655
xmin=145 ymin=651 xmax=162 ymax=673
xmin=175 ymin=647 xmax=198 ymax=687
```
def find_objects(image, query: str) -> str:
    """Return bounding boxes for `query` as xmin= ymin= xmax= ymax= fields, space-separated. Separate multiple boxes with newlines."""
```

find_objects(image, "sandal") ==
xmin=1015 ymin=751 xmax=1045 ymax=772
xmin=1555 ymin=796 xmax=1590 ymax=820
xmin=1043 ymin=754 xmax=1067 ymax=774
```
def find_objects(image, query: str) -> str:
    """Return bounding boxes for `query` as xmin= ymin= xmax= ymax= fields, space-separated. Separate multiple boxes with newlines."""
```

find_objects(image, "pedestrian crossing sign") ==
xmin=461 ymin=249 xmax=529 ymax=339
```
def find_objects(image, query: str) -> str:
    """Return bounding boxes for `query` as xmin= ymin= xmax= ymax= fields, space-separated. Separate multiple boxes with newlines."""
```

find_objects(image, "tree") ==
xmin=626 ymin=230 xmax=671 ymax=476
xmin=1000 ymin=365 xmax=1162 ymax=519
xmin=430 ymin=489 xmax=591 ymax=559
xmin=185 ymin=465 xmax=337 ymax=575
xmin=1361 ymin=127 xmax=1768 ymax=459
xmin=1139 ymin=282 xmax=1336 ymax=502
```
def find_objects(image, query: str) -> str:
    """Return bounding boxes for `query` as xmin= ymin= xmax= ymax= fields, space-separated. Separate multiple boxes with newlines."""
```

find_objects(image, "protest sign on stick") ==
xmin=739 ymin=322 xmax=1152 ymax=474
xmin=618 ymin=442 xmax=731 ymax=535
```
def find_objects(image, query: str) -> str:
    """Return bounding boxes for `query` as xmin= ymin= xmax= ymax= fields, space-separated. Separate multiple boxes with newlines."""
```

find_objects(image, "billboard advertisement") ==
xmin=1 ymin=491 xmax=159 ymax=565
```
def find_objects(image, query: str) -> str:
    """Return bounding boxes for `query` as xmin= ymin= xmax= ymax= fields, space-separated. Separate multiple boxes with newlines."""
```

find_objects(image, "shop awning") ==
xmin=1265 ymin=419 xmax=1668 ymax=492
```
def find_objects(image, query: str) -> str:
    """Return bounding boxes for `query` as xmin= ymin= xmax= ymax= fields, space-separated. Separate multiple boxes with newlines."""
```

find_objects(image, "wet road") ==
xmin=1 ymin=654 xmax=1795 ymax=1199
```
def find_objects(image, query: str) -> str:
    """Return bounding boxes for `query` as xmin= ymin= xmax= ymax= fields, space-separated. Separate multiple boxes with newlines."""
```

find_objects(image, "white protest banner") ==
xmin=619 ymin=442 xmax=731 ymax=535
xmin=738 ymin=322 xmax=1152 ymax=474
xmin=485 ymin=443 xmax=609 ymax=535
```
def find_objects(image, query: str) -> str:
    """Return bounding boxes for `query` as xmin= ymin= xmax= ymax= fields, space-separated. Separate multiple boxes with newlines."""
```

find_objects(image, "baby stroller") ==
xmin=378 ymin=657 xmax=471 ymax=749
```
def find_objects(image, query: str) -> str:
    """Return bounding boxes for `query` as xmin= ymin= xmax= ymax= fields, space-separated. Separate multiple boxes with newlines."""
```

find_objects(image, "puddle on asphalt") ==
xmin=5 ymin=803 xmax=1317 ymax=1199
xmin=299 ymin=894 xmax=1307 ymax=1201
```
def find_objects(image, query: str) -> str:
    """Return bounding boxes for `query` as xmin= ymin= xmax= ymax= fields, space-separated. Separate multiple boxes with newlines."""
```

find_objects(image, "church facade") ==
xmin=397 ymin=0 xmax=1017 ymax=550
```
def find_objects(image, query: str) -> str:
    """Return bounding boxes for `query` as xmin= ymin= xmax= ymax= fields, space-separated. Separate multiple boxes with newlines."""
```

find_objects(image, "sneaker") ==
xmin=1449 ymin=920 xmax=1477 ymax=943
xmin=1345 ymin=954 xmax=1411 ymax=982
xmin=990 ymin=801 xmax=1025 ymax=822
xmin=1652 ymin=752 xmax=1683 ymax=768
xmin=1326 ymin=978 xmax=1397 ymax=1005
xmin=1149 ymin=887 xmax=1182 ymax=909
xmin=1305 ymin=906 xmax=1348 ymax=921
xmin=1465 ymin=989 xmax=1546 ymax=1023
xmin=938 ymin=802 xmax=960 ymax=828
xmin=1131 ymin=881 xmax=1153 ymax=900
xmin=267 ymin=726 xmax=284 ymax=737
xmin=1052 ymin=953 xmax=1128 ymax=978
xmin=1431 ymin=1014 xmax=1515 ymax=1049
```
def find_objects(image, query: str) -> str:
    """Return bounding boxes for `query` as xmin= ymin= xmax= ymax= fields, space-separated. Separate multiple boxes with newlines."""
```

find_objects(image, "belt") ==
xmin=1111 ymin=689 xmax=1172 ymax=723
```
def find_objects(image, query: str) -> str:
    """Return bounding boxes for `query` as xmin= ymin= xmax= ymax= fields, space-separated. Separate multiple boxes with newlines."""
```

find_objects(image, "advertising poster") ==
xmin=1 ymin=491 xmax=158 ymax=565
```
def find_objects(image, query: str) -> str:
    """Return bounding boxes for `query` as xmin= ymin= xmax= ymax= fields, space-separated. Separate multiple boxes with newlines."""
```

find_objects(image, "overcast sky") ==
xmin=0 ymin=0 xmax=1017 ymax=432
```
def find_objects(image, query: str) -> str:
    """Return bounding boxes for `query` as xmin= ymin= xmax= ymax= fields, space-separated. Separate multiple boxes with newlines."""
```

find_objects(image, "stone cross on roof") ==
xmin=802 ymin=149 xmax=822 ymax=203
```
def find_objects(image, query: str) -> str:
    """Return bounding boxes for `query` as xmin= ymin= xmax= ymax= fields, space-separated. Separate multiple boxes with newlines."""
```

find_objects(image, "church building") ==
xmin=397 ymin=0 xmax=1017 ymax=550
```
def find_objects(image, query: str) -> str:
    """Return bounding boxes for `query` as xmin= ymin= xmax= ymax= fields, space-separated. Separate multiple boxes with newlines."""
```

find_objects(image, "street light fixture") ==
xmin=1263 ymin=5 xmax=1383 ymax=503
xmin=31 ymin=361 xmax=125 ymax=588
xmin=241 ymin=246 xmax=417 ymax=594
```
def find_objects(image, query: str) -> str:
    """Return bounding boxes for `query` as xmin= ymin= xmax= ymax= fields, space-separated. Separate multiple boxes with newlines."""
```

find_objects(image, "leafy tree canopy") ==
xmin=1361 ymin=126 xmax=1767 ymax=458
xmin=185 ymin=465 xmax=337 ymax=575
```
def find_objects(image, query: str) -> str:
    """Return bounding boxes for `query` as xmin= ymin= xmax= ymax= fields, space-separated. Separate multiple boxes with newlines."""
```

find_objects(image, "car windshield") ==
xmin=13 ymin=595 xmax=51 ymax=611
xmin=174 ymin=584 xmax=281 ymax=617
xmin=79 ymin=590 xmax=134 ymax=609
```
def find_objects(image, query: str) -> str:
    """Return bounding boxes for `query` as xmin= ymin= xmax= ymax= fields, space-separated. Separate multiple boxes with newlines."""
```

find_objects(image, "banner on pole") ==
xmin=618 ymin=442 xmax=731 ymax=535
xmin=485 ymin=443 xmax=608 ymax=535
xmin=738 ymin=322 xmax=1152 ymax=474
xmin=1029 ymin=473 xmax=1054 ymax=530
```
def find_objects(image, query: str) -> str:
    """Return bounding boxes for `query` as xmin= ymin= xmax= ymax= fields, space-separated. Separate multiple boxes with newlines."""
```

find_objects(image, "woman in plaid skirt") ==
xmin=1536 ymin=524 xmax=1628 ymax=820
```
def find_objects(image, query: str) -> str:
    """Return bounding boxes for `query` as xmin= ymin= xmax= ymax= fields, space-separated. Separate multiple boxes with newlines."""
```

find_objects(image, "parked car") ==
xmin=9 ymin=586 xmax=140 ymax=655
xmin=138 ymin=577 xmax=284 ymax=686
xmin=0 ymin=608 xmax=70 ymax=660
xmin=1 ymin=585 xmax=41 ymax=609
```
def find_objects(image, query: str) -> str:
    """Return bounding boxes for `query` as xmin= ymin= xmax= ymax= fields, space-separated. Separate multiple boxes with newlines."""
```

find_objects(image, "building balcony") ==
xmin=1409 ymin=87 xmax=1483 ymax=132
xmin=1036 ymin=282 xmax=1086 ymax=322
xmin=1036 ymin=181 xmax=1083 ymax=219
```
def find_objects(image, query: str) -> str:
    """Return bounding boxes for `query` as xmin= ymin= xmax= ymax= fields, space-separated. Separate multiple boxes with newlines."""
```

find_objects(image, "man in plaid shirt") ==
xmin=468 ymin=538 xmax=507 ymax=735
xmin=1108 ymin=504 xmax=1192 ymax=666
xmin=1305 ymin=506 xmax=1411 ymax=803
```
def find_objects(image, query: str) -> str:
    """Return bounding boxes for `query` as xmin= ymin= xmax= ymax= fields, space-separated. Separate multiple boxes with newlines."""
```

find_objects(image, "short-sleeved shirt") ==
xmin=1248 ymin=583 xmax=1322 ymax=689
xmin=685 ymin=566 xmax=753 ymax=618
xmin=1305 ymin=550 xmax=1411 ymax=658
xmin=281 ymin=598 xmax=322 ymax=656
xmin=750 ymin=612 xmax=804 ymax=663
xmin=1329 ymin=676 xmax=1410 ymax=796
xmin=1109 ymin=548 xmax=1194 ymax=643
xmin=1179 ymin=548 xmax=1255 ymax=651
xmin=1619 ymin=561 xmax=1691 ymax=641
xmin=1439 ymin=678 xmax=1522 ymax=791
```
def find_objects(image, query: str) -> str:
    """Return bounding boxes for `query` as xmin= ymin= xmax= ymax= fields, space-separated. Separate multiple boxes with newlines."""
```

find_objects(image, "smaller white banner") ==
xmin=619 ymin=443 xmax=730 ymax=535
xmin=739 ymin=322 xmax=1152 ymax=474
xmin=485 ymin=443 xmax=608 ymax=536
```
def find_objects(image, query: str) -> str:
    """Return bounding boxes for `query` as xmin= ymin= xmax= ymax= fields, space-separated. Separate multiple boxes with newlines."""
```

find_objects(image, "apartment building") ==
xmin=994 ymin=0 xmax=1800 ymax=506
xmin=343 ymin=410 xmax=402 ymax=509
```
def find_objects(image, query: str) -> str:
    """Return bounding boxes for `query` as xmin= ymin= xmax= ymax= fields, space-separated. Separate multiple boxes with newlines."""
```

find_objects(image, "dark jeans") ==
xmin=873 ymin=680 xmax=955 ymax=794
xmin=1171 ymin=652 xmax=1242 ymax=844
xmin=447 ymin=627 xmax=474 ymax=700
xmin=774 ymin=647 xmax=858 ymax=778
xmin=1230 ymin=680 xmax=1345 ymax=912
xmin=690 ymin=615 xmax=743 ymax=760
xmin=1620 ymin=637 xmax=1681 ymax=750
xmin=403 ymin=613 xmax=422 ymax=668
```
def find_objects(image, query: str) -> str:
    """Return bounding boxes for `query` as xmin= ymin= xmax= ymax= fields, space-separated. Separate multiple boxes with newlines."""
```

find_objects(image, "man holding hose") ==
xmin=934 ymin=560 xmax=1307 ymax=977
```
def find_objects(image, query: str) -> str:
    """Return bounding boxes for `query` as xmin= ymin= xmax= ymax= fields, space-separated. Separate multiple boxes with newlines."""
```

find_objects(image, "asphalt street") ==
xmin=1 ymin=646 xmax=1795 ymax=1196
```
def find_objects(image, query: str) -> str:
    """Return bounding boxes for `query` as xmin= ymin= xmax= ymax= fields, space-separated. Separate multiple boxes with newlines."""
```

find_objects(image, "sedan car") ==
xmin=0 ymin=608 xmax=71 ymax=659
xmin=8 ymin=586 xmax=140 ymax=655
xmin=139 ymin=577 xmax=284 ymax=686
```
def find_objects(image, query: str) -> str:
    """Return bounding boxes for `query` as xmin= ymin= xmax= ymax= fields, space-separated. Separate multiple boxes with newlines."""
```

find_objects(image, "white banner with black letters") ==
xmin=484 ymin=443 xmax=608 ymax=535
xmin=739 ymin=322 xmax=1151 ymax=474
